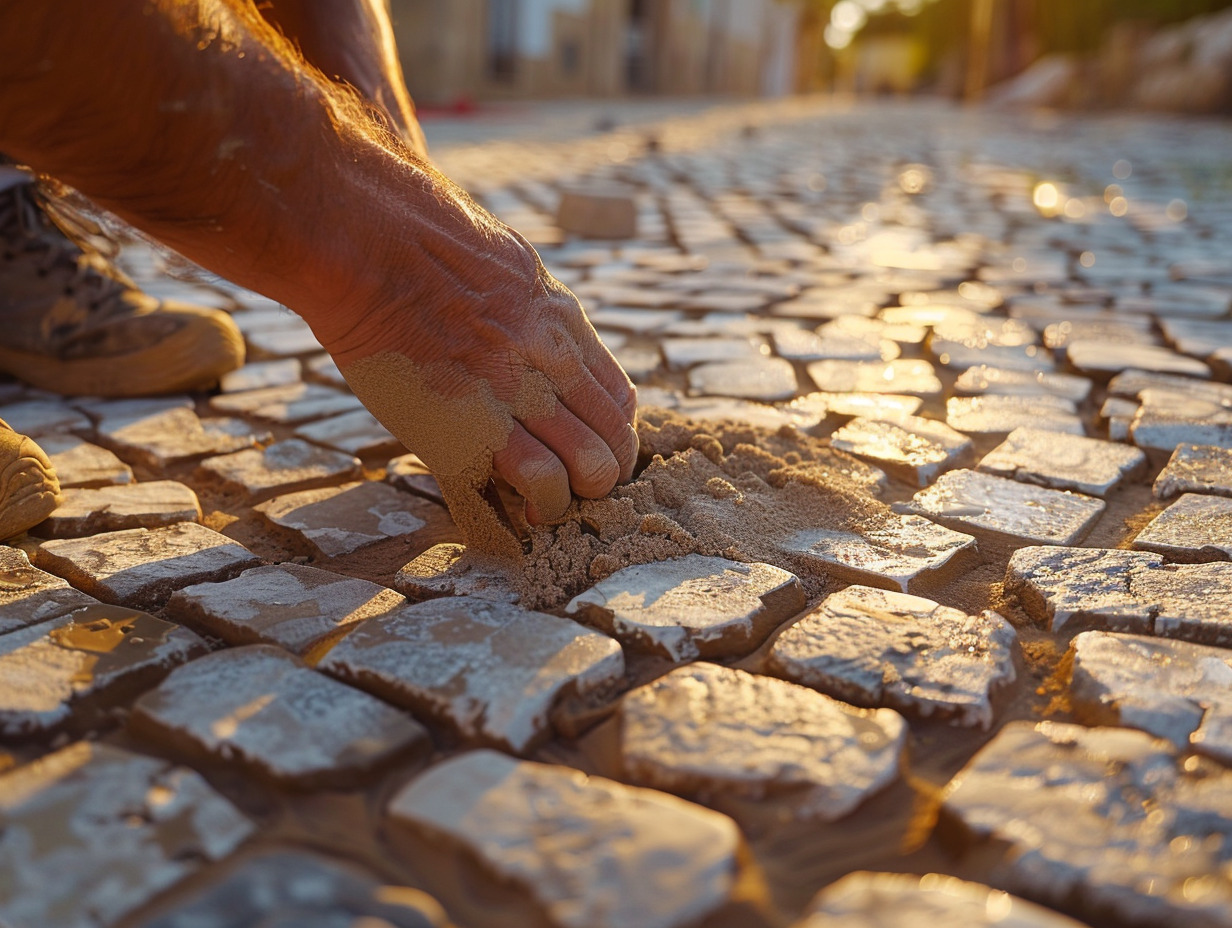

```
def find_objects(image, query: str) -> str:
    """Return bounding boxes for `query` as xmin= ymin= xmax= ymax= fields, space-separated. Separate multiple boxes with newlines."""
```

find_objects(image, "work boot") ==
xmin=0 ymin=418 xmax=60 ymax=540
xmin=0 ymin=179 xmax=245 ymax=396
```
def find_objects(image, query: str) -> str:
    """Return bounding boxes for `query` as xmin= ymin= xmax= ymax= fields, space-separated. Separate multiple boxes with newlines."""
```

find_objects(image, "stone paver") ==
xmin=564 ymin=554 xmax=805 ymax=661
xmin=386 ymin=452 xmax=445 ymax=505
xmin=0 ymin=545 xmax=98 ymax=635
xmin=0 ymin=742 xmax=253 ymax=928
xmin=898 ymin=469 xmax=1105 ymax=546
xmin=94 ymin=405 xmax=270 ymax=468
xmin=387 ymin=749 xmax=740 ymax=928
xmin=829 ymin=415 xmax=973 ymax=487
xmin=945 ymin=395 xmax=1085 ymax=437
xmin=0 ymin=603 xmax=205 ymax=736
xmin=1068 ymin=340 xmax=1212 ymax=379
xmin=786 ymin=390 xmax=923 ymax=421
xmin=255 ymin=480 xmax=437 ymax=557
xmin=196 ymin=438 xmax=362 ymax=502
xmin=768 ymin=585 xmax=1018 ymax=729
xmin=131 ymin=645 xmax=429 ymax=788
xmin=32 ymin=521 xmax=262 ymax=610
xmin=953 ymin=364 xmax=1092 ymax=402
xmin=1129 ymin=387 xmax=1232 ymax=452
xmin=976 ymin=427 xmax=1146 ymax=497
xmin=806 ymin=359 xmax=943 ymax=396
xmin=687 ymin=357 xmax=799 ymax=401
xmin=395 ymin=543 xmax=521 ymax=603
xmin=295 ymin=407 xmax=404 ymax=457
xmin=661 ymin=335 xmax=764 ymax=369
xmin=1069 ymin=630 xmax=1232 ymax=765
xmin=34 ymin=434 xmax=134 ymax=488
xmin=619 ymin=662 xmax=906 ymax=820
xmin=1132 ymin=493 xmax=1232 ymax=561
xmin=217 ymin=358 xmax=302 ymax=393
xmin=321 ymin=596 xmax=623 ymax=752
xmin=1154 ymin=443 xmax=1232 ymax=499
xmin=208 ymin=381 xmax=363 ymax=424
xmin=0 ymin=398 xmax=91 ymax=436
xmin=36 ymin=480 xmax=202 ymax=537
xmin=167 ymin=562 xmax=405 ymax=656
xmin=941 ymin=721 xmax=1232 ymax=928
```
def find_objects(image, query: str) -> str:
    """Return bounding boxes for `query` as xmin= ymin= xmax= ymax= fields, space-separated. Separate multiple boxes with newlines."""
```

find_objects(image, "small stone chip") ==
xmin=564 ymin=555 xmax=805 ymax=661
xmin=34 ymin=434 xmax=134 ymax=488
xmin=977 ymin=427 xmax=1146 ymax=497
xmin=1155 ymin=443 xmax=1232 ymax=499
xmin=196 ymin=438 xmax=362 ymax=503
xmin=1132 ymin=493 xmax=1232 ymax=561
xmin=688 ymin=357 xmax=799 ymax=401
xmin=321 ymin=596 xmax=623 ymax=752
xmin=0 ymin=603 xmax=205 ymax=736
xmin=941 ymin=721 xmax=1232 ymax=928
xmin=768 ymin=585 xmax=1017 ymax=729
xmin=0 ymin=742 xmax=253 ymax=928
xmin=619 ymin=663 xmax=905 ymax=820
xmin=829 ymin=415 xmax=973 ymax=487
xmin=94 ymin=406 xmax=270 ymax=468
xmin=945 ymin=395 xmax=1084 ymax=437
xmin=256 ymin=480 xmax=436 ymax=558
xmin=1069 ymin=630 xmax=1232 ymax=765
xmin=36 ymin=480 xmax=202 ymax=537
xmin=131 ymin=645 xmax=429 ymax=788
xmin=897 ymin=469 xmax=1104 ymax=546
xmin=167 ymin=563 xmax=405 ymax=657
xmin=135 ymin=849 xmax=447 ymax=928
xmin=32 ymin=522 xmax=262 ymax=610
xmin=0 ymin=545 xmax=98 ymax=635
xmin=387 ymin=750 xmax=739 ymax=928
xmin=796 ymin=871 xmax=1090 ymax=928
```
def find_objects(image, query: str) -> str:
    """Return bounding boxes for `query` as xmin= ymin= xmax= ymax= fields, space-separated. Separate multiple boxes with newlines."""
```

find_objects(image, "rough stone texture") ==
xmin=167 ymin=563 xmax=406 ymax=656
xmin=36 ymin=480 xmax=202 ymax=537
xmin=32 ymin=522 xmax=262 ymax=610
xmin=829 ymin=415 xmax=973 ymax=487
xmin=941 ymin=721 xmax=1232 ymax=928
xmin=1006 ymin=545 xmax=1232 ymax=643
xmin=768 ymin=585 xmax=1018 ymax=729
xmin=1129 ymin=387 xmax=1232 ymax=452
xmin=1069 ymin=630 xmax=1232 ymax=765
xmin=135 ymin=849 xmax=448 ymax=928
xmin=0 ymin=398 xmax=91 ymax=436
xmin=1068 ymin=341 xmax=1212 ymax=378
xmin=386 ymin=452 xmax=445 ymax=505
xmin=1132 ymin=493 xmax=1232 ymax=561
xmin=395 ymin=543 xmax=521 ymax=603
xmin=781 ymin=514 xmax=978 ymax=593
xmin=619 ymin=662 xmax=905 ymax=820
xmin=0 ymin=742 xmax=254 ymax=928
xmin=0 ymin=603 xmax=205 ymax=736
xmin=295 ymin=408 xmax=405 ymax=457
xmin=897 ymin=469 xmax=1105 ymax=546
xmin=255 ymin=480 xmax=436 ymax=558
xmin=564 ymin=555 xmax=805 ymax=661
xmin=976 ymin=427 xmax=1146 ymax=497
xmin=688 ymin=357 xmax=799 ymax=401
xmin=387 ymin=750 xmax=740 ymax=928
xmin=94 ymin=406 xmax=269 ymax=468
xmin=208 ymin=381 xmax=362 ymax=424
xmin=945 ymin=395 xmax=1085 ymax=437
xmin=196 ymin=438 xmax=362 ymax=503
xmin=806 ymin=359 xmax=943 ymax=396
xmin=796 ymin=871 xmax=1092 ymax=928
xmin=131 ymin=645 xmax=429 ymax=788
xmin=1154 ymin=443 xmax=1232 ymax=499
xmin=35 ymin=434 xmax=134 ymax=488
xmin=0 ymin=545 xmax=98 ymax=635
xmin=321 ymin=596 xmax=624 ymax=752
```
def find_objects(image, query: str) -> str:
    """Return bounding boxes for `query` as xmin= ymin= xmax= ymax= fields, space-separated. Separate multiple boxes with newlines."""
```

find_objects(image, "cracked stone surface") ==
xmin=0 ymin=603 xmax=205 ymax=736
xmin=0 ymin=742 xmax=254 ymax=928
xmin=387 ymin=749 xmax=740 ymax=928
xmin=1069 ymin=630 xmax=1232 ymax=765
xmin=1154 ymin=443 xmax=1232 ymax=499
xmin=196 ymin=438 xmax=362 ymax=503
xmin=1132 ymin=493 xmax=1232 ymax=561
xmin=32 ymin=522 xmax=262 ymax=610
xmin=767 ymin=585 xmax=1018 ymax=729
xmin=131 ymin=645 xmax=429 ymax=788
xmin=36 ymin=480 xmax=203 ymax=537
xmin=829 ymin=415 xmax=973 ymax=487
xmin=941 ymin=721 xmax=1232 ymax=928
xmin=0 ymin=545 xmax=98 ymax=635
xmin=806 ymin=359 xmax=943 ymax=396
xmin=395 ymin=543 xmax=521 ymax=603
xmin=618 ymin=662 xmax=905 ymax=820
xmin=321 ymin=596 xmax=624 ymax=752
xmin=208 ymin=381 xmax=363 ymax=424
xmin=976 ymin=427 xmax=1146 ymax=497
xmin=564 ymin=554 xmax=805 ymax=661
xmin=796 ymin=871 xmax=1091 ymax=928
xmin=255 ymin=481 xmax=436 ymax=557
xmin=945 ymin=395 xmax=1085 ymax=437
xmin=953 ymin=364 xmax=1092 ymax=402
xmin=94 ymin=406 xmax=270 ymax=468
xmin=687 ymin=357 xmax=799 ymax=401
xmin=35 ymin=434 xmax=134 ymax=488
xmin=166 ymin=563 xmax=406 ymax=656
xmin=294 ymin=408 xmax=405 ymax=457
xmin=897 ymin=469 xmax=1105 ymax=546
xmin=1006 ymin=545 xmax=1232 ymax=643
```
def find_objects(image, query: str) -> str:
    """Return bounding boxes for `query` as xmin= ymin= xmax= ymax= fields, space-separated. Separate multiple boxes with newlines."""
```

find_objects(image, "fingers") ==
xmin=491 ymin=423 xmax=571 ymax=525
xmin=566 ymin=312 xmax=638 ymax=424
xmin=521 ymin=399 xmax=621 ymax=499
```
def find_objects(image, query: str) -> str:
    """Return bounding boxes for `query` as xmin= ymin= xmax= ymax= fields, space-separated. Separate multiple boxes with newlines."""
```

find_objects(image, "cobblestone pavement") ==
xmin=5 ymin=98 xmax=1232 ymax=928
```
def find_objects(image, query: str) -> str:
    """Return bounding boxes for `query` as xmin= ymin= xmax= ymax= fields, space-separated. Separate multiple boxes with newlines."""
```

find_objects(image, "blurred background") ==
xmin=388 ymin=0 xmax=1232 ymax=114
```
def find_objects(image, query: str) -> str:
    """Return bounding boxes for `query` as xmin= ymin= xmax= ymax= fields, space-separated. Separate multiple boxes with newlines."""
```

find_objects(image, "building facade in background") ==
xmin=390 ymin=0 xmax=802 ymax=106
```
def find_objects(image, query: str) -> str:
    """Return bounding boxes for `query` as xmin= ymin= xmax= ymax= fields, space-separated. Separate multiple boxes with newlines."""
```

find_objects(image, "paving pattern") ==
xmin=4 ymin=98 xmax=1232 ymax=927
